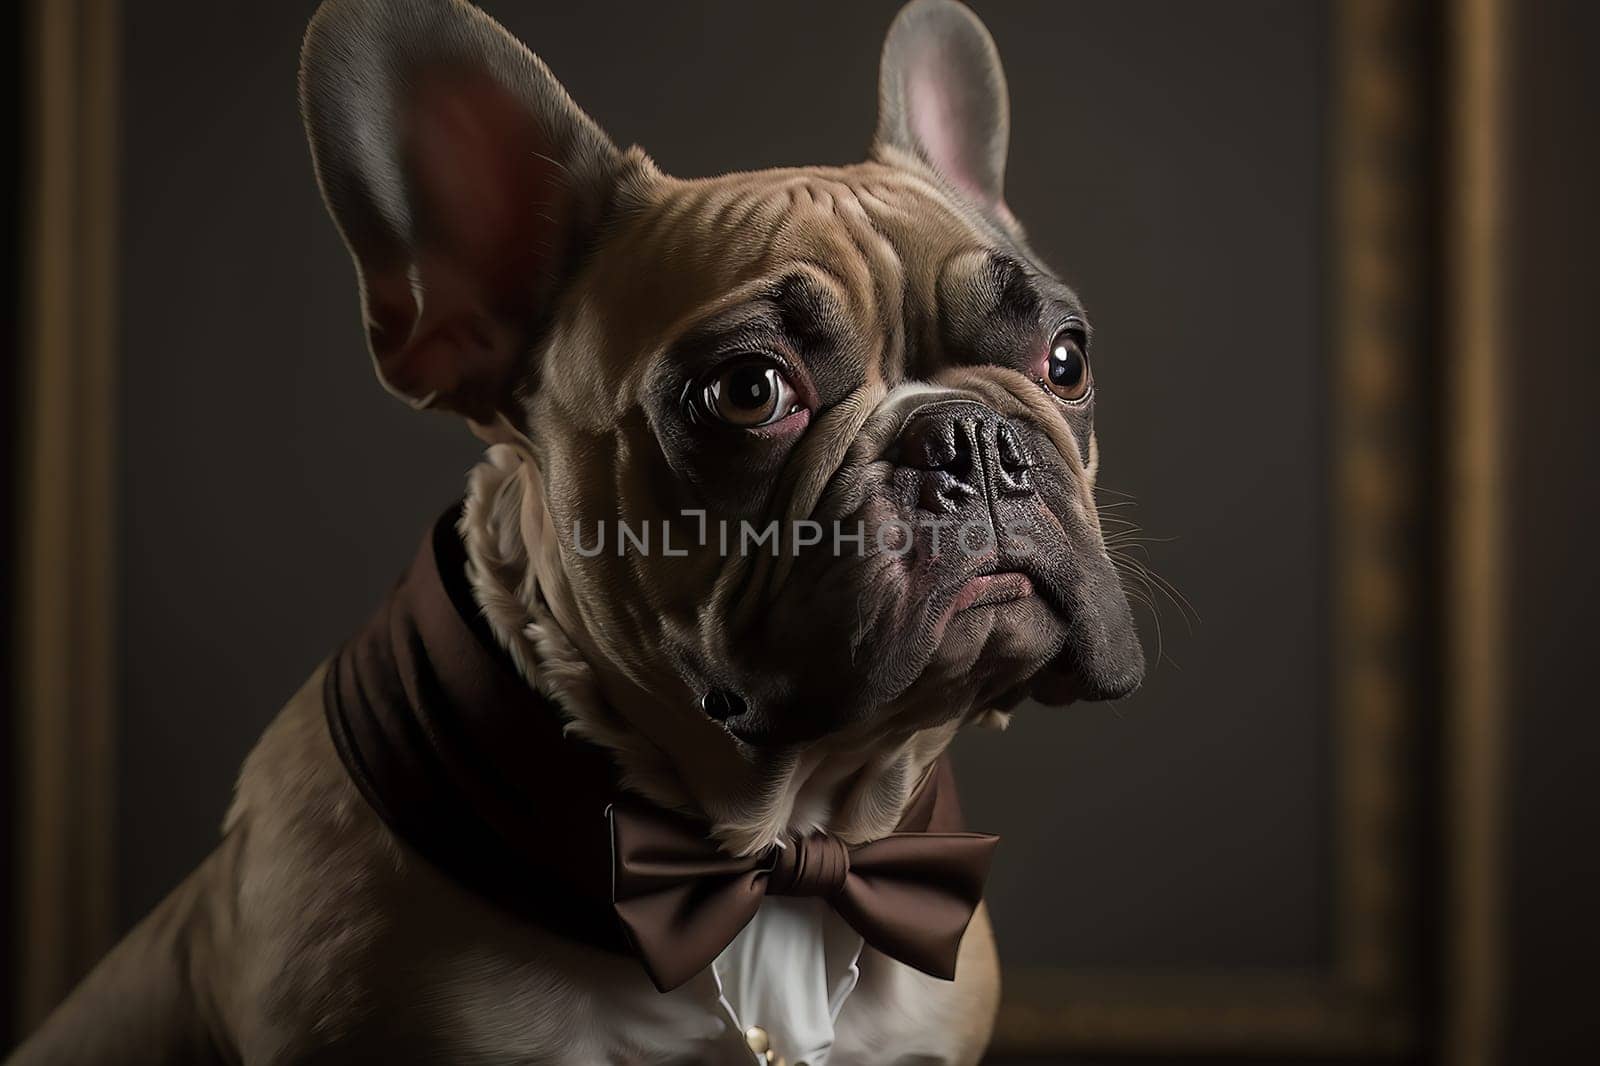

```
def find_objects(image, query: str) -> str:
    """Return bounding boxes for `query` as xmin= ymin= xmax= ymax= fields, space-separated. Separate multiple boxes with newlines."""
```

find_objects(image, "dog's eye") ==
xmin=700 ymin=358 xmax=801 ymax=427
xmin=1042 ymin=325 xmax=1091 ymax=403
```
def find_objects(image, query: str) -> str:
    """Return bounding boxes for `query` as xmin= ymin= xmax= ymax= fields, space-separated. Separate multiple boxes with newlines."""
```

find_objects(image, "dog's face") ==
xmin=303 ymin=0 xmax=1142 ymax=770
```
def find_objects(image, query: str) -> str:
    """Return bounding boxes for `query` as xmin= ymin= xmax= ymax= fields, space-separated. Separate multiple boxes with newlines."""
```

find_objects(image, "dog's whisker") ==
xmin=1109 ymin=545 xmax=1197 ymax=650
xmin=1130 ymin=562 xmax=1200 ymax=626
xmin=1111 ymin=561 xmax=1167 ymax=668
xmin=1104 ymin=531 xmax=1200 ymax=629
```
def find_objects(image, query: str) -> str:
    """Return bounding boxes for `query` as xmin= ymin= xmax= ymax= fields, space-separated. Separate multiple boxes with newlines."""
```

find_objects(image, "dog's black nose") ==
xmin=894 ymin=401 xmax=1033 ymax=513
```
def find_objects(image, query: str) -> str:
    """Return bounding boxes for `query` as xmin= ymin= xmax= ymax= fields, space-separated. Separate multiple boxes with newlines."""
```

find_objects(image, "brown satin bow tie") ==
xmin=609 ymin=800 xmax=999 ymax=992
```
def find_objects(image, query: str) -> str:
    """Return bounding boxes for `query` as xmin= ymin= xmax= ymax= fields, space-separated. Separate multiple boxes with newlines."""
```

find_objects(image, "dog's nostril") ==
xmin=900 ymin=413 xmax=970 ymax=476
xmin=996 ymin=424 xmax=1030 ymax=473
xmin=928 ymin=425 xmax=960 ymax=471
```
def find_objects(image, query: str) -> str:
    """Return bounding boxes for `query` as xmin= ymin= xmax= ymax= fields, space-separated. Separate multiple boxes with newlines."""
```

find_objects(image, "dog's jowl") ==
xmin=12 ymin=1 xmax=1143 ymax=1063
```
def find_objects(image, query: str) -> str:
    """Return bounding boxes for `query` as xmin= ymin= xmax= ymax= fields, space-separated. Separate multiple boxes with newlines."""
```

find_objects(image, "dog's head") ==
xmin=302 ymin=0 xmax=1143 ymax=830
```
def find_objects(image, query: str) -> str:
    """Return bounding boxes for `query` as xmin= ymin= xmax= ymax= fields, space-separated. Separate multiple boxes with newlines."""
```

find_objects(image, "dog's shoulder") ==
xmin=225 ymin=660 xmax=404 ymax=910
xmin=211 ymin=665 xmax=647 ymax=1062
xmin=207 ymin=663 xmax=405 ymax=1057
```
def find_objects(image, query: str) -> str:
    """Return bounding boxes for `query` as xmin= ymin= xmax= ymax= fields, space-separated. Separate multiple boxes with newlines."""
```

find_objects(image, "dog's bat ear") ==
xmin=300 ymin=0 xmax=622 ymax=423
xmin=873 ymin=0 xmax=1014 ymax=226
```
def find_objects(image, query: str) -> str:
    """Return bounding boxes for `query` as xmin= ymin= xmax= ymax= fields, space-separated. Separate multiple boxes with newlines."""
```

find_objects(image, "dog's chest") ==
xmin=444 ymin=899 xmax=863 ymax=1065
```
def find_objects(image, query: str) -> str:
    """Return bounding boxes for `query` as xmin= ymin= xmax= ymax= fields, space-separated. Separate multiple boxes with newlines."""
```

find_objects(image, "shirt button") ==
xmin=744 ymin=1026 xmax=770 ymax=1054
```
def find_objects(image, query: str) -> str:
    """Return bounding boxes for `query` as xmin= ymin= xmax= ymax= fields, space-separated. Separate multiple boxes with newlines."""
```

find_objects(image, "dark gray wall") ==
xmin=1505 ymin=1 xmax=1600 ymax=1062
xmin=120 ymin=0 xmax=483 ymax=930
xmin=118 ymin=0 xmax=1326 ymax=985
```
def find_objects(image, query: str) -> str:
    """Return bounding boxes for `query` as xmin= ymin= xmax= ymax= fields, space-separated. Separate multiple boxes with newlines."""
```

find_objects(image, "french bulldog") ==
xmin=9 ymin=0 xmax=1143 ymax=1063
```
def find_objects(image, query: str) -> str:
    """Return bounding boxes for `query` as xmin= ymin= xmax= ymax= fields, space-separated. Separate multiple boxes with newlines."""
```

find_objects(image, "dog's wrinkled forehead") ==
xmin=300 ymin=0 xmax=1066 ymax=432
xmin=540 ymin=163 xmax=1083 ymax=430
